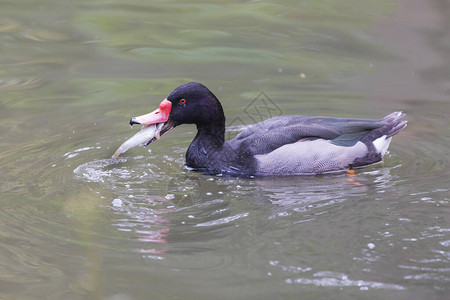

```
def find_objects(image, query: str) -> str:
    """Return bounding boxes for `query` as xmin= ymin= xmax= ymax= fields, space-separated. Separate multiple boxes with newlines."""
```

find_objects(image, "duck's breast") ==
xmin=254 ymin=138 xmax=368 ymax=175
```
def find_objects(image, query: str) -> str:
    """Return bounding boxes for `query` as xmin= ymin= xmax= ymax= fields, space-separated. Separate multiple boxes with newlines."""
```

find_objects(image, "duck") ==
xmin=128 ymin=82 xmax=407 ymax=176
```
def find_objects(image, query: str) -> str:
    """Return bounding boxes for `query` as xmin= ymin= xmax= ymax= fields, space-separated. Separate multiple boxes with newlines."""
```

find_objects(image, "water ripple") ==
xmin=0 ymin=77 xmax=44 ymax=91
xmin=195 ymin=212 xmax=249 ymax=227
xmin=286 ymin=272 xmax=405 ymax=290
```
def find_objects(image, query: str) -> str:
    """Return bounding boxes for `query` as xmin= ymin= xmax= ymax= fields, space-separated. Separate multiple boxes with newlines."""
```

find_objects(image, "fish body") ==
xmin=112 ymin=123 xmax=164 ymax=160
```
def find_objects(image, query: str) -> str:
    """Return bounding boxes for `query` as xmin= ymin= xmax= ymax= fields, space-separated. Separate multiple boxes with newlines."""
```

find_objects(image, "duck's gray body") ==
xmin=217 ymin=112 xmax=407 ymax=175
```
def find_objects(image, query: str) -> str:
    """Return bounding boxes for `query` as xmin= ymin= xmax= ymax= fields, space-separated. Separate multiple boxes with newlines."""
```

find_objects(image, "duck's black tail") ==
xmin=381 ymin=111 xmax=408 ymax=138
xmin=350 ymin=112 xmax=407 ymax=168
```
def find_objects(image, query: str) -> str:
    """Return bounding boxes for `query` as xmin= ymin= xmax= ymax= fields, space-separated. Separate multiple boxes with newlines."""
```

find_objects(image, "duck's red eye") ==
xmin=179 ymin=99 xmax=186 ymax=105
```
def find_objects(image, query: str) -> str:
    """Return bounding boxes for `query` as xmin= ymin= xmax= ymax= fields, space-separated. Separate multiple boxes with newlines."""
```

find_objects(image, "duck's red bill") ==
xmin=130 ymin=98 xmax=172 ymax=126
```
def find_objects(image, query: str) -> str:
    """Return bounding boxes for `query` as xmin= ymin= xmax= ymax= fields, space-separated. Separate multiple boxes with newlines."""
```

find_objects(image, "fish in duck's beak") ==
xmin=112 ymin=99 xmax=174 ymax=160
xmin=130 ymin=98 xmax=175 ymax=136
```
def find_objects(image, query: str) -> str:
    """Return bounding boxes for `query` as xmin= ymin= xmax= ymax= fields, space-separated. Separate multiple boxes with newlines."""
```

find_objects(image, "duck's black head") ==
xmin=166 ymin=82 xmax=225 ymax=127
xmin=129 ymin=82 xmax=225 ymax=139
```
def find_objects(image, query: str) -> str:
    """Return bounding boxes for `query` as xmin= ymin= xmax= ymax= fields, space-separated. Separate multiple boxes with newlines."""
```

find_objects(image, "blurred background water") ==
xmin=1 ymin=0 xmax=449 ymax=299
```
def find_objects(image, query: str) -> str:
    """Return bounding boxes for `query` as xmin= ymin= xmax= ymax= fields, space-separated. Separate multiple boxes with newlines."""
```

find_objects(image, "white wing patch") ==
xmin=372 ymin=135 xmax=392 ymax=156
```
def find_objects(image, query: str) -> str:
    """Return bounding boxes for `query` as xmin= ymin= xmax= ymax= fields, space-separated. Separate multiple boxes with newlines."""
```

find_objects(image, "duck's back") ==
xmin=227 ymin=112 xmax=406 ymax=175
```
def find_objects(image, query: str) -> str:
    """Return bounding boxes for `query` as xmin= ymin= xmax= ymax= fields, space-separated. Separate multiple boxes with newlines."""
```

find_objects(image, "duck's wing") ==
xmin=230 ymin=113 xmax=405 ymax=156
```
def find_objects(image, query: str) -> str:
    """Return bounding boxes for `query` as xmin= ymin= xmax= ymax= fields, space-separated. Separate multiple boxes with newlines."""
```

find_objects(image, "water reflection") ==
xmin=74 ymin=156 xmax=170 ymax=257
xmin=111 ymin=195 xmax=171 ymax=258
xmin=73 ymin=145 xmax=404 ymax=260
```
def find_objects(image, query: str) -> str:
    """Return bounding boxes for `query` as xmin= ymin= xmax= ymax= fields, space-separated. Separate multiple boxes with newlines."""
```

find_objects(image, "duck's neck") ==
xmin=186 ymin=121 xmax=226 ymax=169
xmin=195 ymin=121 xmax=225 ymax=150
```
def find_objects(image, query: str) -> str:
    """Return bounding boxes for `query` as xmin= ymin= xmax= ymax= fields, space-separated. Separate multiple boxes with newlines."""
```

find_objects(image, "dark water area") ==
xmin=1 ymin=0 xmax=449 ymax=299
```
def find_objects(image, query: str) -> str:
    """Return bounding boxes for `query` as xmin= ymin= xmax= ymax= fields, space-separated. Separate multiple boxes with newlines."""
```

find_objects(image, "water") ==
xmin=1 ymin=0 xmax=449 ymax=299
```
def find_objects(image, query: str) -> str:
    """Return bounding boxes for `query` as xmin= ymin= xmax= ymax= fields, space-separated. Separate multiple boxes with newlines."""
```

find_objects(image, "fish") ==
xmin=112 ymin=122 xmax=164 ymax=160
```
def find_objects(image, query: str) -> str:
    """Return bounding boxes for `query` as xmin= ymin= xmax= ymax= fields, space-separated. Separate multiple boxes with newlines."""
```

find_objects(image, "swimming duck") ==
xmin=126 ymin=82 xmax=406 ymax=176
